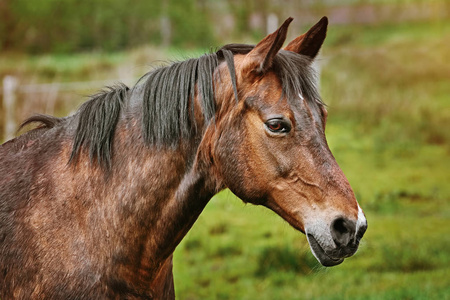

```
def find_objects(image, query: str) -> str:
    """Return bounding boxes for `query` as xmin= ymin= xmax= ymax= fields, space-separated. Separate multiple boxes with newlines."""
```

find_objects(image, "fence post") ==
xmin=3 ymin=76 xmax=18 ymax=141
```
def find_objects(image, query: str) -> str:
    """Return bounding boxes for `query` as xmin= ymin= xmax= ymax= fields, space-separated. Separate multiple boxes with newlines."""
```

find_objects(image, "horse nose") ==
xmin=330 ymin=217 xmax=356 ymax=247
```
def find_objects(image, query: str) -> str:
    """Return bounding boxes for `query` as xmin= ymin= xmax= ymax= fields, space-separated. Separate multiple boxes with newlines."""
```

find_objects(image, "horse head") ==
xmin=205 ymin=17 xmax=367 ymax=266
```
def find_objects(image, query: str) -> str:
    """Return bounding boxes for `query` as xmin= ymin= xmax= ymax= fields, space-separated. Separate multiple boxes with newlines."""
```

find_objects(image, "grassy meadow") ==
xmin=1 ymin=19 xmax=449 ymax=299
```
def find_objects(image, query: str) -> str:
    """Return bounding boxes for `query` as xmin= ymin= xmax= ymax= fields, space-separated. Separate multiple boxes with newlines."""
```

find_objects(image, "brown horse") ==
xmin=0 ymin=17 xmax=367 ymax=299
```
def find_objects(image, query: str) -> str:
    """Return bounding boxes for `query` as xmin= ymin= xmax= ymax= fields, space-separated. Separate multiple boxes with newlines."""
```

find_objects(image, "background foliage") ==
xmin=0 ymin=0 xmax=215 ymax=52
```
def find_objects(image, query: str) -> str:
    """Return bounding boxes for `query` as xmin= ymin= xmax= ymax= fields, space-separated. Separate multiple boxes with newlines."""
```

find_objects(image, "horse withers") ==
xmin=0 ymin=17 xmax=367 ymax=299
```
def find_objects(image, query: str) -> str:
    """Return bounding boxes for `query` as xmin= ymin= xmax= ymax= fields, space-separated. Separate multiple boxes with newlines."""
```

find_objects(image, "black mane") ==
xmin=19 ymin=45 xmax=322 ymax=168
xmin=69 ymin=84 xmax=129 ymax=168
xmin=140 ymin=53 xmax=219 ymax=146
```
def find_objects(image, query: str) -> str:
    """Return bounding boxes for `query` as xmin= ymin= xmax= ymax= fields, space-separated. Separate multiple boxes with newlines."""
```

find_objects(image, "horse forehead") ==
xmin=245 ymin=72 xmax=284 ymax=104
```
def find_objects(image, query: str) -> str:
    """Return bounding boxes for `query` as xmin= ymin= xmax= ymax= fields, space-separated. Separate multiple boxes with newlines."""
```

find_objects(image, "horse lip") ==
xmin=307 ymin=234 xmax=344 ymax=267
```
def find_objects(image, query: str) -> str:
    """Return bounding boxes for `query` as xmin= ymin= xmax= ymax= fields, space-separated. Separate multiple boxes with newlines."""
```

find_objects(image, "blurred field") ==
xmin=1 ymin=17 xmax=449 ymax=300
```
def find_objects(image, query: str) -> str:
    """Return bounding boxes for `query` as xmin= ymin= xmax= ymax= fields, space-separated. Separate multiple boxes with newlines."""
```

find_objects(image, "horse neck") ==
xmin=107 ymin=65 xmax=237 ymax=265
xmin=105 ymin=111 xmax=218 ymax=276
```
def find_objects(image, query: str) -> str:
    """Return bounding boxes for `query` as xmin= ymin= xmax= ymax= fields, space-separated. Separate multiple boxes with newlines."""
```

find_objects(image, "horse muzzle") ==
xmin=306 ymin=207 xmax=368 ymax=267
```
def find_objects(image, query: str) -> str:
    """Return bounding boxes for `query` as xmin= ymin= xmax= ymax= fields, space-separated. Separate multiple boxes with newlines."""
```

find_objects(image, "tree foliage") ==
xmin=0 ymin=0 xmax=216 ymax=53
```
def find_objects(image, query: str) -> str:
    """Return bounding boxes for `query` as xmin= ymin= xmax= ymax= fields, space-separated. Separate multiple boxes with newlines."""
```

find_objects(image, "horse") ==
xmin=0 ymin=17 xmax=367 ymax=299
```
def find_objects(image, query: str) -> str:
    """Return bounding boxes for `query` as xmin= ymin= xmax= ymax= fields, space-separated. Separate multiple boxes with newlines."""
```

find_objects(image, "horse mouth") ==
xmin=307 ymin=234 xmax=344 ymax=267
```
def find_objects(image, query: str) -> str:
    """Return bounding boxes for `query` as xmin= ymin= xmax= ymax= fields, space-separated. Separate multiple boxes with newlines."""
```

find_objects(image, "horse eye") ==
xmin=265 ymin=119 xmax=291 ymax=134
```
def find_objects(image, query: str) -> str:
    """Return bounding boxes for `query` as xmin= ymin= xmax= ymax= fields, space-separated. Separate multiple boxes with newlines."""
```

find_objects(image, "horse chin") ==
xmin=306 ymin=234 xmax=344 ymax=267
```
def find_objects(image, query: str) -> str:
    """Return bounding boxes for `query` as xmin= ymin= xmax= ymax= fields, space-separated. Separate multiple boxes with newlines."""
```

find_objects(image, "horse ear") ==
xmin=284 ymin=16 xmax=328 ymax=59
xmin=242 ymin=17 xmax=293 ymax=74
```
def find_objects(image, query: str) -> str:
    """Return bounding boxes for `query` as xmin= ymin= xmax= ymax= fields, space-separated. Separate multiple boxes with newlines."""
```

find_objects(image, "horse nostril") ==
xmin=331 ymin=217 xmax=356 ymax=247
xmin=333 ymin=218 xmax=348 ymax=234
